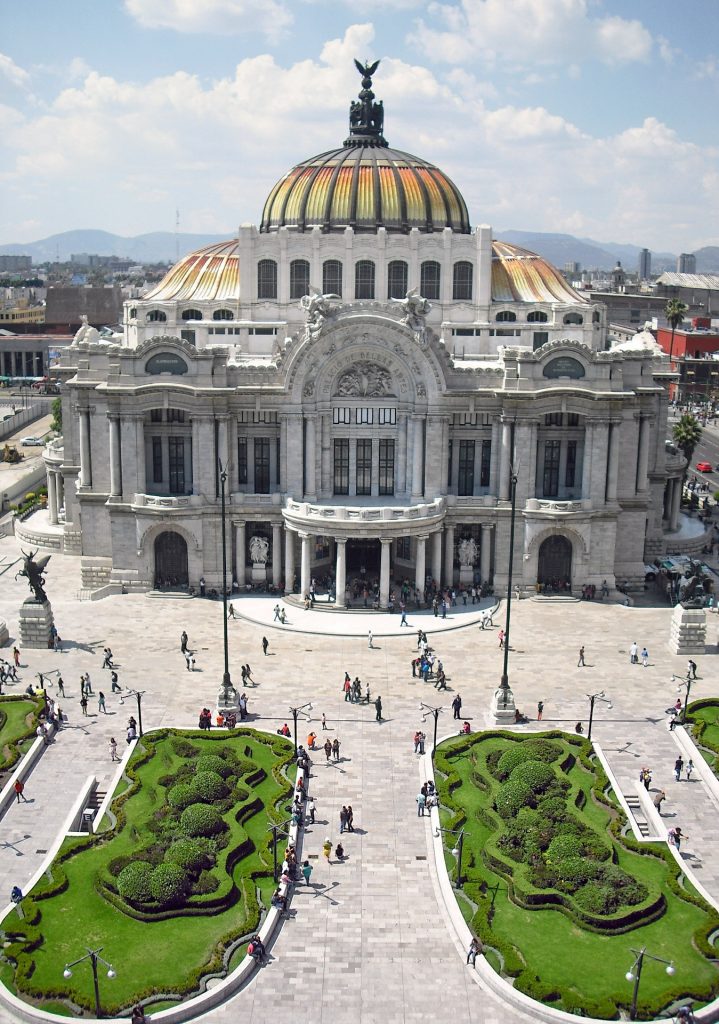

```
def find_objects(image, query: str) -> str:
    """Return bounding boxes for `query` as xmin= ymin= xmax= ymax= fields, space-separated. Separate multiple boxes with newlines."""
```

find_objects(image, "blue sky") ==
xmin=1 ymin=0 xmax=717 ymax=251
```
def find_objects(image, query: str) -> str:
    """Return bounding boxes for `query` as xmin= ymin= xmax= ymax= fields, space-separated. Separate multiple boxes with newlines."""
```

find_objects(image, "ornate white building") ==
xmin=42 ymin=62 xmax=681 ymax=603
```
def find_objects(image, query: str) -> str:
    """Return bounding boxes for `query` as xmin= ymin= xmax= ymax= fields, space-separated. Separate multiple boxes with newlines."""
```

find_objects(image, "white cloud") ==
xmin=410 ymin=0 xmax=657 ymax=71
xmin=124 ymin=0 xmax=292 ymax=40
xmin=0 ymin=52 xmax=30 ymax=88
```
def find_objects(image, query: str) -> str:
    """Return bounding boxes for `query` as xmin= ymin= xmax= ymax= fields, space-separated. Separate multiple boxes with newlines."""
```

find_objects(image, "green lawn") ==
xmin=686 ymin=699 xmax=719 ymax=772
xmin=434 ymin=730 xmax=719 ymax=1020
xmin=2 ymin=728 xmax=294 ymax=1016
xmin=0 ymin=695 xmax=42 ymax=773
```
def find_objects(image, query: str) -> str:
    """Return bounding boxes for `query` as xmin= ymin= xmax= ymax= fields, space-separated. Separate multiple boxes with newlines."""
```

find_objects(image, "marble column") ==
xmin=670 ymin=477 xmax=682 ymax=531
xmin=136 ymin=417 xmax=146 ymax=495
xmin=431 ymin=530 xmax=442 ymax=585
xmin=108 ymin=415 xmax=122 ymax=497
xmin=489 ymin=420 xmax=501 ymax=495
xmin=235 ymin=522 xmax=246 ymax=587
xmin=272 ymin=522 xmax=282 ymax=588
xmin=217 ymin=416 xmax=229 ymax=474
xmin=397 ymin=413 xmax=407 ymax=494
xmin=444 ymin=523 xmax=455 ymax=587
xmin=481 ymin=523 xmax=493 ymax=582
xmin=414 ymin=535 xmax=427 ymax=596
xmin=525 ymin=421 xmax=538 ymax=499
xmin=636 ymin=415 xmax=650 ymax=493
xmin=191 ymin=418 xmax=202 ymax=496
xmin=284 ymin=527 xmax=295 ymax=595
xmin=606 ymin=423 xmax=620 ymax=502
xmin=47 ymin=471 xmax=58 ymax=525
xmin=663 ymin=480 xmax=672 ymax=522
xmin=56 ymin=471 xmax=64 ymax=513
xmin=335 ymin=539 xmax=347 ymax=608
xmin=79 ymin=409 xmax=92 ymax=487
xmin=300 ymin=531 xmax=312 ymax=599
xmin=411 ymin=416 xmax=424 ymax=498
xmin=379 ymin=539 xmax=391 ymax=609
xmin=581 ymin=422 xmax=594 ymax=500
xmin=499 ymin=421 xmax=511 ymax=500
xmin=305 ymin=417 xmax=317 ymax=498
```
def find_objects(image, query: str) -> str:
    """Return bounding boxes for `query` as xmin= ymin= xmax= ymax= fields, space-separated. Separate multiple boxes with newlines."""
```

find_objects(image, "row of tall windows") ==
xmin=257 ymin=259 xmax=475 ymax=301
xmin=237 ymin=437 xmax=276 ymax=493
xmin=454 ymin=439 xmax=492 ymax=495
xmin=150 ymin=436 xmax=188 ymax=494
xmin=333 ymin=439 xmax=395 ymax=495
xmin=542 ymin=440 xmax=578 ymax=497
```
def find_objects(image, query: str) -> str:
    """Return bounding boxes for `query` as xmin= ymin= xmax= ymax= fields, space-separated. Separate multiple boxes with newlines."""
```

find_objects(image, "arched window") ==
xmin=387 ymin=260 xmax=408 ymax=299
xmin=496 ymin=310 xmax=516 ymax=322
xmin=563 ymin=312 xmax=583 ymax=325
xmin=355 ymin=260 xmax=375 ymax=300
xmin=146 ymin=310 xmax=166 ymax=323
xmin=128 ymin=307 xmax=137 ymax=319
xmin=453 ymin=261 xmax=473 ymax=301
xmin=290 ymin=259 xmax=310 ymax=300
xmin=527 ymin=310 xmax=548 ymax=323
xmin=257 ymin=259 xmax=277 ymax=300
xmin=181 ymin=309 xmax=202 ymax=321
xmin=592 ymin=310 xmax=601 ymax=324
xmin=323 ymin=259 xmax=342 ymax=297
xmin=213 ymin=308 xmax=234 ymax=321
xmin=420 ymin=260 xmax=441 ymax=301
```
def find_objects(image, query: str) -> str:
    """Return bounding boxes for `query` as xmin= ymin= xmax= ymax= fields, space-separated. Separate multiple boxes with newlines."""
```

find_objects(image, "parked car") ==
xmin=695 ymin=461 xmax=713 ymax=473
xmin=20 ymin=436 xmax=45 ymax=447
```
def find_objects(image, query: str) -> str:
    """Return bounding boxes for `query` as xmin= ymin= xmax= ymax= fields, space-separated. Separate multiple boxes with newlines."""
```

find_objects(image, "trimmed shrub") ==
xmin=522 ymin=739 xmax=562 ymax=764
xmin=165 ymin=839 xmax=212 ymax=874
xmin=496 ymin=746 xmax=530 ymax=780
xmin=191 ymin=770 xmax=229 ymax=802
xmin=117 ymin=860 xmax=154 ymax=903
xmin=196 ymin=754 xmax=232 ymax=778
xmin=556 ymin=855 xmax=597 ymax=888
xmin=192 ymin=870 xmax=221 ymax=895
xmin=170 ymin=737 xmax=200 ymax=758
xmin=547 ymin=834 xmax=583 ymax=863
xmin=150 ymin=863 xmax=188 ymax=907
xmin=537 ymin=796 xmax=569 ymax=822
xmin=495 ymin=779 xmax=533 ymax=818
xmin=180 ymin=803 xmax=226 ymax=838
xmin=574 ymin=882 xmax=616 ymax=915
xmin=510 ymin=759 xmax=555 ymax=794
xmin=167 ymin=783 xmax=201 ymax=811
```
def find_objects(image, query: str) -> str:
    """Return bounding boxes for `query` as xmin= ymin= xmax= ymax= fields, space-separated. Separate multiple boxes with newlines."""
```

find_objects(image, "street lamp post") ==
xmin=586 ymin=690 xmax=612 ymax=742
xmin=288 ymin=701 xmax=312 ymax=756
xmin=120 ymin=688 xmax=145 ymax=738
xmin=677 ymin=676 xmax=694 ymax=723
xmin=267 ymin=818 xmax=294 ymax=882
xmin=625 ymin=946 xmax=675 ymax=1020
xmin=218 ymin=459 xmax=232 ymax=705
xmin=419 ymin=702 xmax=443 ymax=753
xmin=500 ymin=465 xmax=519 ymax=692
xmin=63 ymin=947 xmax=116 ymax=1018
xmin=434 ymin=825 xmax=467 ymax=888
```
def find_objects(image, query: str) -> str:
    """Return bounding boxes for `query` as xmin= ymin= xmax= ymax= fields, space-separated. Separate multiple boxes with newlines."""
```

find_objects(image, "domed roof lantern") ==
xmin=344 ymin=59 xmax=388 ymax=149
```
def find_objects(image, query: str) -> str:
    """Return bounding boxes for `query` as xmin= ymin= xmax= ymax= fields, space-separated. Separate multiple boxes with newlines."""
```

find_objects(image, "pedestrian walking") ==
xmin=452 ymin=694 xmax=462 ymax=720
xmin=307 ymin=798 xmax=316 ymax=824
xmin=537 ymin=701 xmax=544 ymax=721
xmin=13 ymin=646 xmax=20 ymax=668
xmin=578 ymin=646 xmax=585 ymax=667
xmin=80 ymin=695 xmax=88 ymax=717
xmin=340 ymin=806 xmax=348 ymax=833
xmin=368 ymin=630 xmax=374 ymax=649
xmin=347 ymin=805 xmax=354 ymax=831
xmin=273 ymin=604 xmax=281 ymax=621
xmin=641 ymin=647 xmax=649 ymax=667
xmin=686 ymin=759 xmax=694 ymax=780
xmin=185 ymin=652 xmax=191 ymax=671
xmin=323 ymin=837 xmax=332 ymax=863
xmin=14 ymin=780 xmax=28 ymax=803
xmin=262 ymin=636 xmax=269 ymax=656
xmin=332 ymin=738 xmax=341 ymax=761
xmin=322 ymin=713 xmax=327 ymax=730
xmin=400 ymin=609 xmax=409 ymax=626
xmin=98 ymin=692 xmax=107 ymax=713
xmin=180 ymin=631 xmax=188 ymax=653
xmin=668 ymin=826 xmax=686 ymax=850
xmin=416 ymin=791 xmax=427 ymax=816
xmin=640 ymin=767 xmax=652 ymax=790
xmin=375 ymin=695 xmax=383 ymax=721
xmin=302 ymin=860 xmax=313 ymax=885
xmin=109 ymin=737 xmax=119 ymax=762
xmin=687 ymin=659 xmax=697 ymax=680
xmin=227 ymin=603 xmax=236 ymax=619
xmin=83 ymin=673 xmax=93 ymax=695
xmin=324 ymin=739 xmax=332 ymax=762
xmin=674 ymin=756 xmax=684 ymax=782
xmin=630 ymin=641 xmax=638 ymax=664
xmin=57 ymin=676 xmax=65 ymax=698
xmin=111 ymin=670 xmax=121 ymax=693
xmin=189 ymin=654 xmax=196 ymax=671
xmin=653 ymin=790 xmax=666 ymax=814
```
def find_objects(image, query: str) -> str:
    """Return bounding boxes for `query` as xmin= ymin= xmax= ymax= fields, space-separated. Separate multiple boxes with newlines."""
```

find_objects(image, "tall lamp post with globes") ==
xmin=625 ymin=946 xmax=675 ymax=1020
xmin=491 ymin=458 xmax=518 ymax=722
xmin=63 ymin=947 xmax=116 ymax=1019
xmin=419 ymin=701 xmax=443 ymax=753
xmin=217 ymin=458 xmax=235 ymax=710
xmin=434 ymin=825 xmax=467 ymax=888
xmin=288 ymin=701 xmax=313 ymax=756
xmin=586 ymin=690 xmax=612 ymax=742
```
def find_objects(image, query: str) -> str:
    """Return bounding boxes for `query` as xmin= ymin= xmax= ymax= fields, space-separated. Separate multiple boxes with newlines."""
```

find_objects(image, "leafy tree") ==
xmin=50 ymin=397 xmax=62 ymax=433
xmin=665 ymin=298 xmax=688 ymax=365
xmin=673 ymin=413 xmax=702 ymax=469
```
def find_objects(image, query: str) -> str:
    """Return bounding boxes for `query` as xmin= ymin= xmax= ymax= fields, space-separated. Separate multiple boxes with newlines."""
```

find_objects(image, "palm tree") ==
xmin=665 ymin=298 xmax=688 ymax=366
xmin=673 ymin=413 xmax=702 ymax=473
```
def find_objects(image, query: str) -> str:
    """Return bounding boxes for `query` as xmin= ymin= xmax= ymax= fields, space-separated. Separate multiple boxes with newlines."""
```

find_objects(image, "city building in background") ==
xmin=677 ymin=253 xmax=697 ymax=274
xmin=638 ymin=248 xmax=651 ymax=281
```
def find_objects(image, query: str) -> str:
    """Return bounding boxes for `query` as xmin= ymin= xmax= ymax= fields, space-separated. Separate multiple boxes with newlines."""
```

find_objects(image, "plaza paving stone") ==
xmin=1 ymin=533 xmax=718 ymax=1023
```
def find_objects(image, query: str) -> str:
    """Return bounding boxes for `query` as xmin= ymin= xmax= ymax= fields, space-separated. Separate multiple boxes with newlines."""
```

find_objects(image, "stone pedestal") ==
xmin=18 ymin=599 xmax=54 ymax=650
xmin=251 ymin=562 xmax=267 ymax=584
xmin=459 ymin=565 xmax=474 ymax=587
xmin=491 ymin=683 xmax=517 ymax=724
xmin=669 ymin=605 xmax=706 ymax=655
xmin=0 ymin=620 xmax=9 ymax=647
xmin=216 ymin=683 xmax=239 ymax=717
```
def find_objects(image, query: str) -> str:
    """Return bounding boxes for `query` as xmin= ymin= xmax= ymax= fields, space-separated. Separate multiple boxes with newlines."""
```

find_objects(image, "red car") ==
xmin=696 ymin=461 xmax=712 ymax=473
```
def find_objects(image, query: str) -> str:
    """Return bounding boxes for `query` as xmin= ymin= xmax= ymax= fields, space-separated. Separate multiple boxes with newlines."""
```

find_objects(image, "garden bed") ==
xmin=434 ymin=730 xmax=719 ymax=1019
xmin=0 ymin=727 xmax=294 ymax=1016
xmin=685 ymin=698 xmax=719 ymax=771
xmin=0 ymin=695 xmax=43 ymax=776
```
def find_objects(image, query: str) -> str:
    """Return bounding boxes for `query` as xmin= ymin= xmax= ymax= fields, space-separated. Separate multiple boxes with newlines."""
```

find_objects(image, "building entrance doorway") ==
xmin=154 ymin=530 xmax=189 ymax=588
xmin=346 ymin=538 xmax=380 ymax=575
xmin=537 ymin=535 xmax=572 ymax=589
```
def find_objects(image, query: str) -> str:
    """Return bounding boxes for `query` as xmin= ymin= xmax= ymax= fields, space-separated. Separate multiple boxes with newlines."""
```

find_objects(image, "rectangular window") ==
xmin=533 ymin=331 xmax=549 ymax=350
xmin=356 ymin=439 xmax=372 ymax=495
xmin=379 ymin=439 xmax=395 ymax=495
xmin=323 ymin=260 xmax=343 ymax=297
xmin=152 ymin=437 xmax=163 ymax=483
xmin=543 ymin=440 xmax=560 ymax=497
xmin=567 ymin=413 xmax=579 ymax=427
xmin=180 ymin=329 xmax=195 ymax=345
xmin=545 ymin=413 xmax=563 ymax=426
xmin=458 ymin=439 xmax=475 ymax=496
xmin=396 ymin=536 xmax=410 ymax=560
xmin=168 ymin=437 xmax=185 ymax=494
xmin=333 ymin=439 xmax=349 ymax=495
xmin=565 ymin=440 xmax=577 ymax=488
xmin=254 ymin=437 xmax=270 ymax=493
xmin=167 ymin=408 xmax=185 ymax=423
xmin=237 ymin=438 xmax=248 ymax=484
xmin=150 ymin=408 xmax=162 ymax=423
xmin=480 ymin=439 xmax=491 ymax=487
xmin=377 ymin=408 xmax=396 ymax=425
xmin=447 ymin=439 xmax=453 ymax=490
xmin=355 ymin=260 xmax=375 ymax=299
xmin=355 ymin=408 xmax=374 ymax=425
xmin=332 ymin=408 xmax=352 ymax=425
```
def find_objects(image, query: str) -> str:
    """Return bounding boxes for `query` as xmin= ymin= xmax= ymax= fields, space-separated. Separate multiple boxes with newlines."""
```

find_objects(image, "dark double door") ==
xmin=154 ymin=530 xmax=189 ymax=587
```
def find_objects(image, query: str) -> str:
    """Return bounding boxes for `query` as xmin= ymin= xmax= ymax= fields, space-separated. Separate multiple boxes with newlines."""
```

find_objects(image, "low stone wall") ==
xmin=80 ymin=557 xmax=113 ymax=589
xmin=14 ymin=516 xmax=64 ymax=552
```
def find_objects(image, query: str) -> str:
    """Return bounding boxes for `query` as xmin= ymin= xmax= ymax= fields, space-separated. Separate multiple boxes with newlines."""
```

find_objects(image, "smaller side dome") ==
xmin=144 ymin=240 xmax=240 ymax=302
xmin=491 ymin=242 xmax=588 ymax=304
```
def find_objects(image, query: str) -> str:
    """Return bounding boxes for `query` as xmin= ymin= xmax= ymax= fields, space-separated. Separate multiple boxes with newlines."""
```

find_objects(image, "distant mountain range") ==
xmin=1 ymin=227 xmax=719 ymax=274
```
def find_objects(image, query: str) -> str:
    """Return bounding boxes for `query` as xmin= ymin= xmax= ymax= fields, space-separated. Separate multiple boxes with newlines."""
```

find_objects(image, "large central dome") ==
xmin=260 ymin=61 xmax=470 ymax=235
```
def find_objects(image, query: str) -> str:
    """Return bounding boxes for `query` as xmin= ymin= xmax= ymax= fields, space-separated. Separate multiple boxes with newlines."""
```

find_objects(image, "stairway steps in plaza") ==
xmin=530 ymin=594 xmax=580 ymax=603
xmin=624 ymin=793 xmax=651 ymax=837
